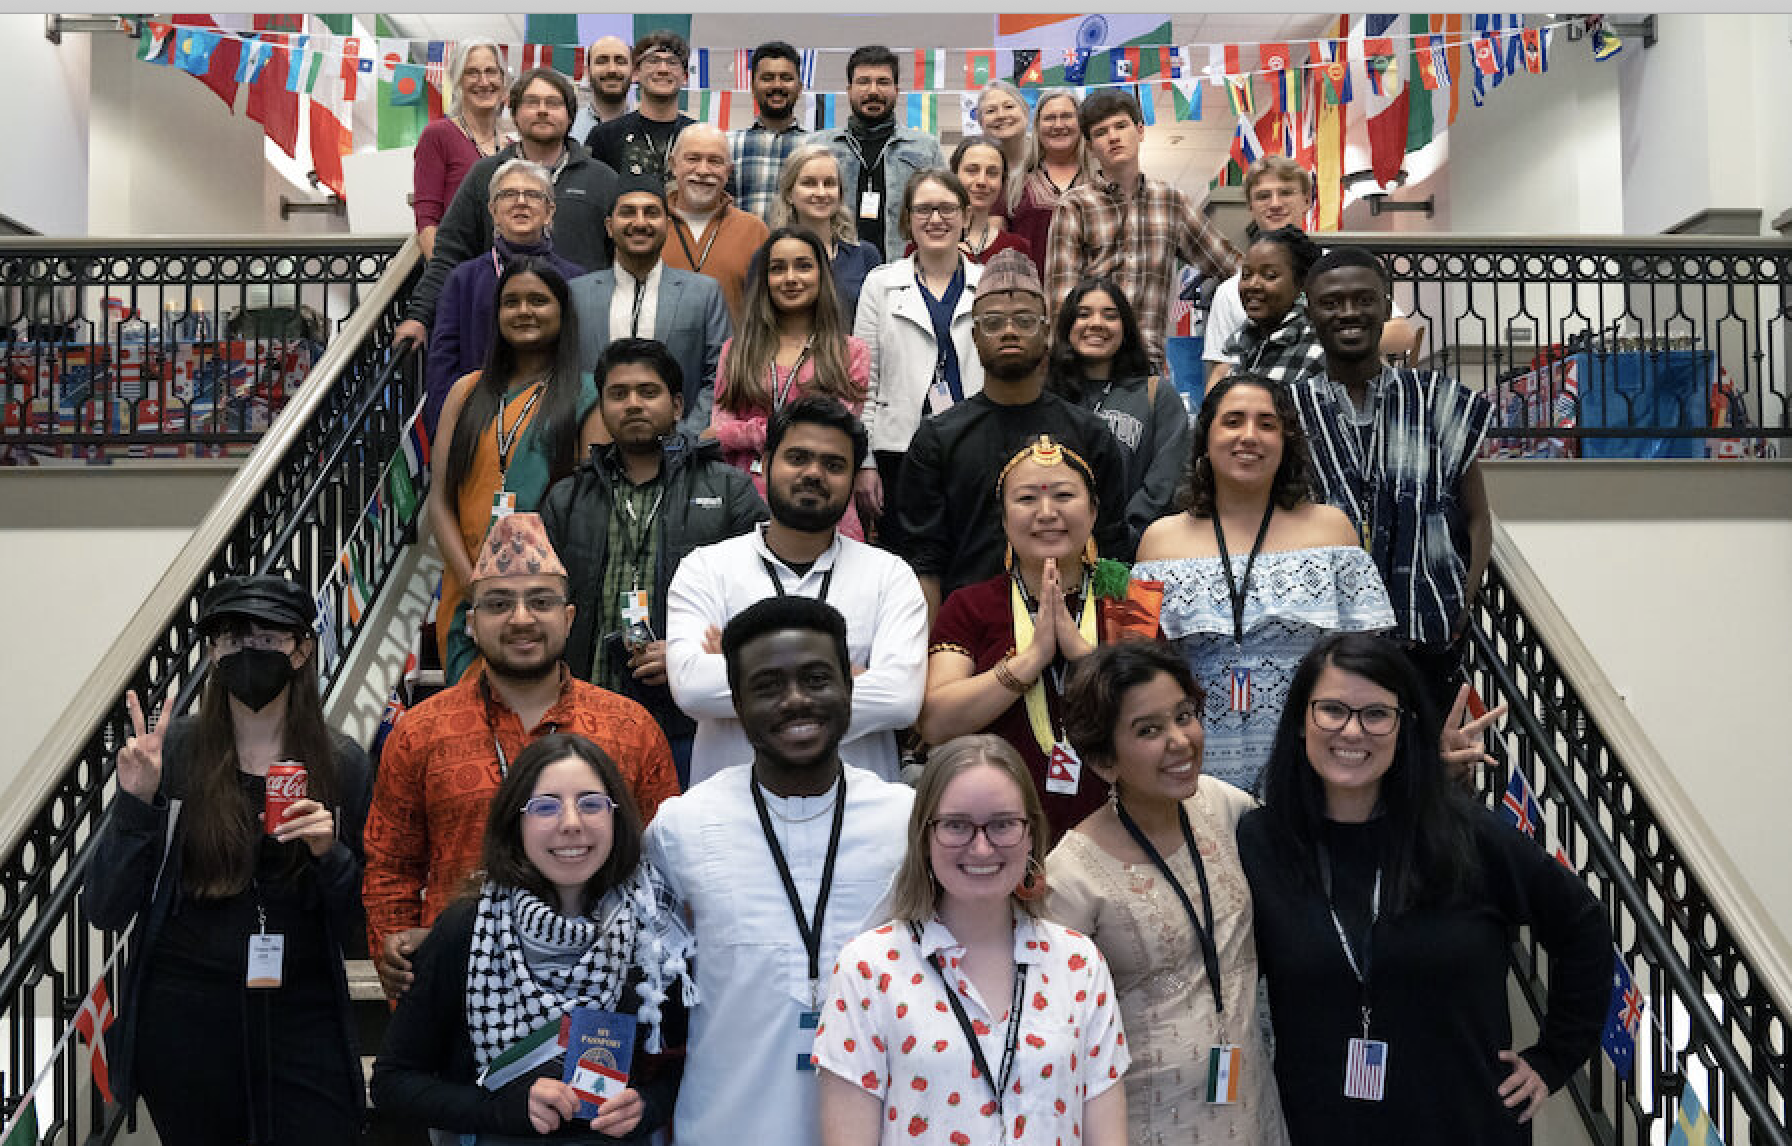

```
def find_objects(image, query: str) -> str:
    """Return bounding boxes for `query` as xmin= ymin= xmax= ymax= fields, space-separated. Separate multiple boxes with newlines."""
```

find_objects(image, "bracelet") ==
xmin=993 ymin=656 xmax=1030 ymax=694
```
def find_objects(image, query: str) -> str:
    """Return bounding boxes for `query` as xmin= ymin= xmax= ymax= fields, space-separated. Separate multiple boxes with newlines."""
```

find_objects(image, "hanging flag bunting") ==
xmin=905 ymin=92 xmax=937 ymax=133
xmin=965 ymin=49 xmax=996 ymax=90
xmin=339 ymin=547 xmax=370 ymax=624
xmin=402 ymin=414 xmax=430 ymax=478
xmin=1170 ymin=77 xmax=1202 ymax=121
xmin=387 ymin=454 xmax=418 ymax=524
xmin=1473 ymin=33 xmax=1505 ymax=77
xmin=234 ymin=36 xmax=274 ymax=84
xmin=1234 ymin=115 xmax=1265 ymax=165
xmin=308 ymin=16 xmax=356 ymax=199
xmin=287 ymin=37 xmax=323 ymax=95
xmin=1314 ymin=15 xmax=1348 ymax=231
xmin=914 ymin=49 xmax=945 ymax=91
xmin=799 ymin=49 xmax=818 ymax=89
xmin=1163 ymin=45 xmax=1191 ymax=79
xmin=687 ymin=47 xmax=709 ymax=92
xmin=245 ymin=34 xmax=299 ymax=159
xmin=1132 ymin=84 xmax=1156 ymax=126
xmin=1259 ymin=41 xmax=1291 ymax=76
xmin=1107 ymin=46 xmax=1140 ymax=83
xmin=73 ymin=976 xmax=116 ymax=1105
xmin=1357 ymin=14 xmax=1410 ymax=188
xmin=1013 ymin=49 xmax=1043 ymax=87
xmin=377 ymin=33 xmax=430 ymax=149
xmin=1405 ymin=16 xmax=1443 ymax=157
xmin=733 ymin=48 xmax=752 ymax=89
xmin=171 ymin=14 xmax=245 ymax=108
xmin=137 ymin=20 xmax=173 ymax=63
xmin=1499 ymin=768 xmax=1542 ymax=837
xmin=688 ymin=89 xmax=734 ymax=128
xmin=1062 ymin=47 xmax=1092 ymax=86
xmin=313 ymin=588 xmax=340 ymax=675
xmin=1600 ymin=953 xmax=1643 ymax=1077
xmin=1667 ymin=1079 xmax=1724 ymax=1146
xmin=1520 ymin=28 xmax=1550 ymax=74
xmin=173 ymin=28 xmax=222 ymax=77
xmin=959 ymin=93 xmax=982 ymax=135
xmin=423 ymin=39 xmax=447 ymax=118
xmin=812 ymin=92 xmax=843 ymax=131
xmin=1588 ymin=16 xmax=1624 ymax=61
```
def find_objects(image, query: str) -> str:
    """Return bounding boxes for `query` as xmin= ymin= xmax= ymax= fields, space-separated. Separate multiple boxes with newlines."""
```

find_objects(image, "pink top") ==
xmin=711 ymin=335 xmax=872 ymax=542
xmin=412 ymin=117 xmax=485 ymax=231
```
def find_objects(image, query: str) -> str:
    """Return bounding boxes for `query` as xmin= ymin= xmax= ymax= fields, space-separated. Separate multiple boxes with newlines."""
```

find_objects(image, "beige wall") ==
xmin=1488 ymin=460 xmax=1792 ymax=947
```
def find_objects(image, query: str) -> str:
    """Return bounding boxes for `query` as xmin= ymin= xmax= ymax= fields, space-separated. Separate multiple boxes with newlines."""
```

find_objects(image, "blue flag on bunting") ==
xmin=1499 ymin=768 xmax=1542 ymax=838
xmin=173 ymin=28 xmax=221 ymax=76
xmin=1600 ymin=953 xmax=1643 ymax=1077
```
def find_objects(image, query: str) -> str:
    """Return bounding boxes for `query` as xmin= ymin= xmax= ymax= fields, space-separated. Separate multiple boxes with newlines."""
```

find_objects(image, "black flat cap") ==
xmin=197 ymin=574 xmax=316 ymax=634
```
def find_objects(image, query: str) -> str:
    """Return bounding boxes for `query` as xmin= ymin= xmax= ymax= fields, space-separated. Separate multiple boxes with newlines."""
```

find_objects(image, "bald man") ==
xmin=663 ymin=124 xmax=771 ymax=327
xmin=572 ymin=34 xmax=633 ymax=141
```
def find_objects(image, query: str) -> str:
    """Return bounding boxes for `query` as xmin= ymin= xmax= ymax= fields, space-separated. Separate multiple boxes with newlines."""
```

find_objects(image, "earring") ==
xmin=1004 ymin=542 xmax=1015 ymax=572
xmin=1083 ymin=537 xmax=1098 ymax=568
xmin=1013 ymin=856 xmax=1048 ymax=902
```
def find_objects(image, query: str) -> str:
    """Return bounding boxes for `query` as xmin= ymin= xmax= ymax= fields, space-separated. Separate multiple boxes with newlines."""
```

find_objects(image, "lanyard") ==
xmin=614 ymin=476 xmax=665 ymax=589
xmin=1317 ymin=843 xmax=1382 ymax=1038
xmin=478 ymin=674 xmax=557 ymax=778
xmin=770 ymin=338 xmax=813 ymax=412
xmin=673 ymin=213 xmax=723 ymax=273
xmin=1114 ymin=800 xmax=1224 ymax=1013
xmin=750 ymin=771 xmax=848 ymax=1007
xmin=494 ymin=382 xmax=545 ymax=478
xmin=1211 ymin=499 xmax=1276 ymax=647
xmin=629 ymin=275 xmax=647 ymax=338
xmin=911 ymin=923 xmax=1029 ymax=1126
xmin=761 ymin=554 xmax=834 ymax=604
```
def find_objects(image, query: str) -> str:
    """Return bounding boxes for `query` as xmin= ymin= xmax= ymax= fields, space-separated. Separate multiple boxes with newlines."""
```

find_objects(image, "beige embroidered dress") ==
xmin=1045 ymin=778 xmax=1289 ymax=1146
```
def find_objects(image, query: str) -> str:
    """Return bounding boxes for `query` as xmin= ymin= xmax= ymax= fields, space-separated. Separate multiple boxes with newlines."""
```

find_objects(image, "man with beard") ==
xmin=362 ymin=513 xmax=678 ymax=1000
xmin=898 ymin=249 xmax=1132 ymax=616
xmin=395 ymin=68 xmax=620 ymax=351
xmin=645 ymin=594 xmax=913 ymax=1146
xmin=571 ymin=34 xmax=633 ymax=142
xmin=570 ymin=173 xmax=731 ymax=439
xmin=727 ymin=41 xmax=808 ymax=220
xmin=663 ymin=123 xmax=771 ymax=327
xmin=585 ymin=30 xmax=696 ymax=181
xmin=541 ymin=337 xmax=768 ymax=786
xmin=808 ymin=44 xmax=945 ymax=260
xmin=1290 ymin=247 xmax=1493 ymax=713
xmin=667 ymin=395 xmax=928 ymax=786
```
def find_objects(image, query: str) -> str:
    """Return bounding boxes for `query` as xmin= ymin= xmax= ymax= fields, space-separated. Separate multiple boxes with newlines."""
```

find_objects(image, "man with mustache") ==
xmin=570 ymin=34 xmax=633 ymax=142
xmin=569 ymin=173 xmax=731 ymax=439
xmin=541 ymin=337 xmax=768 ymax=787
xmin=585 ymin=30 xmax=696 ymax=181
xmin=663 ymin=123 xmax=771 ymax=327
xmin=646 ymin=594 xmax=913 ymax=1146
xmin=808 ymin=44 xmax=945 ymax=260
xmin=363 ymin=513 xmax=677 ymax=1001
xmin=728 ymin=40 xmax=809 ymax=220
xmin=666 ymin=395 xmax=928 ymax=787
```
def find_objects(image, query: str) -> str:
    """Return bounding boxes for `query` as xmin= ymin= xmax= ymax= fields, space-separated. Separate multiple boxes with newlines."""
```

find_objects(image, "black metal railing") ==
xmin=0 ymin=238 xmax=402 ymax=463
xmin=0 ymin=239 xmax=421 ymax=1145
xmin=1465 ymin=552 xmax=1789 ymax=1146
xmin=1327 ymin=234 xmax=1792 ymax=458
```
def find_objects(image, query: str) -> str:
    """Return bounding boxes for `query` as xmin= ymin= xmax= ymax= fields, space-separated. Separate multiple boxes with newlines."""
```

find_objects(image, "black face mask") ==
xmin=216 ymin=648 xmax=296 ymax=712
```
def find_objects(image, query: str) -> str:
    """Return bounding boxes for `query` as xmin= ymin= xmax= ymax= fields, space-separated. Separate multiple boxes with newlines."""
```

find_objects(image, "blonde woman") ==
xmin=413 ymin=38 xmax=510 ymax=260
xmin=770 ymin=143 xmax=883 ymax=323
xmin=1008 ymin=89 xmax=1095 ymax=259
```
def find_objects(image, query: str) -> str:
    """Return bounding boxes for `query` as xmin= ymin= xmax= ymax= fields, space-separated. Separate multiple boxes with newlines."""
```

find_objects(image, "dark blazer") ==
xmin=569 ymin=266 xmax=731 ymax=438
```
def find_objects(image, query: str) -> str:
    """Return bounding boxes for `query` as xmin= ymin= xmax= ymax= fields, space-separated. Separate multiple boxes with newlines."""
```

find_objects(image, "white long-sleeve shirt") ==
xmin=666 ymin=524 xmax=929 ymax=786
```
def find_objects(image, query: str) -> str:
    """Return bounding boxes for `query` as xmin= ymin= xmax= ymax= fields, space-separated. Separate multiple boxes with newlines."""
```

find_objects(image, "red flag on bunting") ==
xmin=171 ymin=14 xmax=243 ymax=109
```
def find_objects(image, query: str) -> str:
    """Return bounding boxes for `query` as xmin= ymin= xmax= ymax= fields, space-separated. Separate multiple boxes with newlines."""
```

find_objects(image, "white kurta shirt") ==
xmin=644 ymin=764 xmax=914 ymax=1146
xmin=665 ymin=525 xmax=930 ymax=786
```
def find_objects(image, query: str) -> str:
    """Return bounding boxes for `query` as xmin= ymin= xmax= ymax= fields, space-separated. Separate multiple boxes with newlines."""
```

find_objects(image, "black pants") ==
xmin=1403 ymin=632 xmax=1469 ymax=720
xmin=872 ymin=449 xmax=907 ymax=555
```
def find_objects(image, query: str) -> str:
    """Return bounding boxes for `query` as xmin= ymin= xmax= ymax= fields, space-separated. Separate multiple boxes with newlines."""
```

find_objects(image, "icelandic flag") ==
xmin=1499 ymin=768 xmax=1542 ymax=838
xmin=1601 ymin=954 xmax=1644 ymax=1077
xmin=1229 ymin=666 xmax=1252 ymax=712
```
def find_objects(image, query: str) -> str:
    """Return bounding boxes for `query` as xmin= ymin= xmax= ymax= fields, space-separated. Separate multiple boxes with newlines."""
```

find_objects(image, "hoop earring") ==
xmin=1013 ymin=855 xmax=1048 ymax=902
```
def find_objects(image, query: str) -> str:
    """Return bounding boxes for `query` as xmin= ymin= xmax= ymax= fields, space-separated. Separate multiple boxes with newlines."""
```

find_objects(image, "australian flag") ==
xmin=1601 ymin=953 xmax=1644 ymax=1077
xmin=1500 ymin=767 xmax=1542 ymax=839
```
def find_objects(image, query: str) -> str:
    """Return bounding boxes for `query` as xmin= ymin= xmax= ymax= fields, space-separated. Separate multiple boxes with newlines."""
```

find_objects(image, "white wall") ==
xmin=0 ymin=14 xmax=91 ymax=234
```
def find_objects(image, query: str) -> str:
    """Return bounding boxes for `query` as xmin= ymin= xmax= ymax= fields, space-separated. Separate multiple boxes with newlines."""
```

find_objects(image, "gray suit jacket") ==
xmin=570 ymin=266 xmax=732 ymax=437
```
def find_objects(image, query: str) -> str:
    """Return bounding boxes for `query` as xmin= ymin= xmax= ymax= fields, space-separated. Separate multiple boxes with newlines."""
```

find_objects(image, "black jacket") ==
xmin=370 ymin=897 xmax=686 ymax=1141
xmin=405 ymin=137 xmax=621 ymax=328
xmin=82 ymin=718 xmax=372 ymax=1110
xmin=540 ymin=433 xmax=767 ymax=740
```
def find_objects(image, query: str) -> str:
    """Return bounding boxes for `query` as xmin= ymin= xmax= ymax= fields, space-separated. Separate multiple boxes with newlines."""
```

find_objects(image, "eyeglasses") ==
xmin=463 ymin=66 xmax=505 ymax=82
xmin=210 ymin=631 xmax=295 ymax=654
xmin=517 ymin=95 xmax=566 ymax=111
xmin=929 ymin=815 xmax=1029 ymax=848
xmin=973 ymin=312 xmax=1046 ymax=335
xmin=1308 ymin=699 xmax=1403 ymax=736
xmin=639 ymin=51 xmax=684 ymax=70
xmin=909 ymin=203 xmax=963 ymax=221
xmin=520 ymin=793 xmax=617 ymax=819
xmin=471 ymin=591 xmax=569 ymax=617
xmin=492 ymin=188 xmax=551 ymax=206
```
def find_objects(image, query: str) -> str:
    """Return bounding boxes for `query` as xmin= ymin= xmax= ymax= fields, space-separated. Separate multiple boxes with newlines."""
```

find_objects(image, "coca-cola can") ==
xmin=265 ymin=761 xmax=307 ymax=835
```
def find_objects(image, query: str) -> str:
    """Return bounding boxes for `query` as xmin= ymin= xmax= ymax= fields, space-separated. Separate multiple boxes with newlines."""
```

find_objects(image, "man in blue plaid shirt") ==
xmin=727 ymin=42 xmax=808 ymax=220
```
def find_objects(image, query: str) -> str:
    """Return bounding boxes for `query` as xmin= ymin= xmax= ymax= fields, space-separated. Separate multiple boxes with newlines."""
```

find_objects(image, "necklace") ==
xmin=457 ymin=114 xmax=498 ymax=157
xmin=963 ymin=219 xmax=994 ymax=257
xmin=756 ymin=780 xmax=841 ymax=823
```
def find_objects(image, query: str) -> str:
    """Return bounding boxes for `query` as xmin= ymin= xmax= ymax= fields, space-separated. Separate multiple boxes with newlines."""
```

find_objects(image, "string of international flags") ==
xmin=129 ymin=13 xmax=1619 ymax=213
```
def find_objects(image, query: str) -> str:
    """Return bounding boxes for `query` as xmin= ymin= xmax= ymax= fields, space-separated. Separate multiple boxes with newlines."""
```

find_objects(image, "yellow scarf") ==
xmin=1009 ymin=570 xmax=1098 ymax=755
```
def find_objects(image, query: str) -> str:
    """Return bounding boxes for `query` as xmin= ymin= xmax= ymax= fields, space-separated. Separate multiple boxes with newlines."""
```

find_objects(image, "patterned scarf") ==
xmin=465 ymin=863 xmax=698 ymax=1072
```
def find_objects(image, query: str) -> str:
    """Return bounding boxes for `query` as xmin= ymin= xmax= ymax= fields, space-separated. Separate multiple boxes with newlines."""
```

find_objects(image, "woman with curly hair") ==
xmin=1131 ymin=374 xmax=1393 ymax=793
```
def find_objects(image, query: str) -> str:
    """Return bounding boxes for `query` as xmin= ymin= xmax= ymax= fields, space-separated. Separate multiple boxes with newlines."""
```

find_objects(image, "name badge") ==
xmin=1206 ymin=1044 xmax=1242 ymax=1104
xmin=857 ymin=189 xmax=881 ymax=221
xmin=621 ymin=589 xmax=651 ymax=627
xmin=796 ymin=1009 xmax=820 ymax=1072
xmin=491 ymin=490 xmax=517 ymax=522
xmin=1343 ymin=1037 xmax=1388 ymax=1101
xmin=1045 ymin=740 xmax=1083 ymax=796
xmin=247 ymin=932 xmax=285 ymax=989
xmin=925 ymin=377 xmax=956 ymax=418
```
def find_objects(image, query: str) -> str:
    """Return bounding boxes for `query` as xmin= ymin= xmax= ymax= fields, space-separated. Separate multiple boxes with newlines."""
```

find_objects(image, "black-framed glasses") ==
xmin=929 ymin=815 xmax=1029 ymax=848
xmin=520 ymin=793 xmax=617 ymax=819
xmin=471 ymin=591 xmax=569 ymax=617
xmin=909 ymin=203 xmax=963 ymax=221
xmin=973 ymin=312 xmax=1046 ymax=335
xmin=1308 ymin=699 xmax=1403 ymax=736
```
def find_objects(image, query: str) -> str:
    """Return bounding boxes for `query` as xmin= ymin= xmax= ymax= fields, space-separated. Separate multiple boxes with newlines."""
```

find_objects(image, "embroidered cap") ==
xmin=471 ymin=512 xmax=568 ymax=583
xmin=977 ymin=248 xmax=1045 ymax=301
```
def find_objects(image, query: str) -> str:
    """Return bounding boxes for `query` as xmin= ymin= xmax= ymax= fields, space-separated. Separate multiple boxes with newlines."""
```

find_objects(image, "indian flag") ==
xmin=338 ymin=547 xmax=370 ymax=625
xmin=993 ymin=13 xmax=1172 ymax=87
xmin=1206 ymin=1044 xmax=1242 ymax=1104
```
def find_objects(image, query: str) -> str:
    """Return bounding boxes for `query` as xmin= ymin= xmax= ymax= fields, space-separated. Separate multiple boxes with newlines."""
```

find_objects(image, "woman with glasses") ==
xmin=813 ymin=735 xmax=1130 ymax=1146
xmin=768 ymin=144 xmax=884 ymax=324
xmin=373 ymin=733 xmax=694 ymax=1143
xmin=1131 ymin=374 xmax=1393 ymax=795
xmin=852 ymin=170 xmax=985 ymax=549
xmin=1046 ymin=276 xmax=1191 ymax=538
xmin=1238 ymin=633 xmax=1611 ymax=1145
xmin=425 ymin=159 xmax=588 ymax=435
xmin=1007 ymin=90 xmax=1095 ymax=264
xmin=920 ymin=437 xmax=1139 ymax=840
xmin=86 ymin=575 xmax=374 ymax=1145
xmin=429 ymin=258 xmax=598 ymax=683
xmin=413 ymin=38 xmax=510 ymax=263
xmin=1046 ymin=639 xmax=1288 ymax=1146
xmin=711 ymin=227 xmax=870 ymax=539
